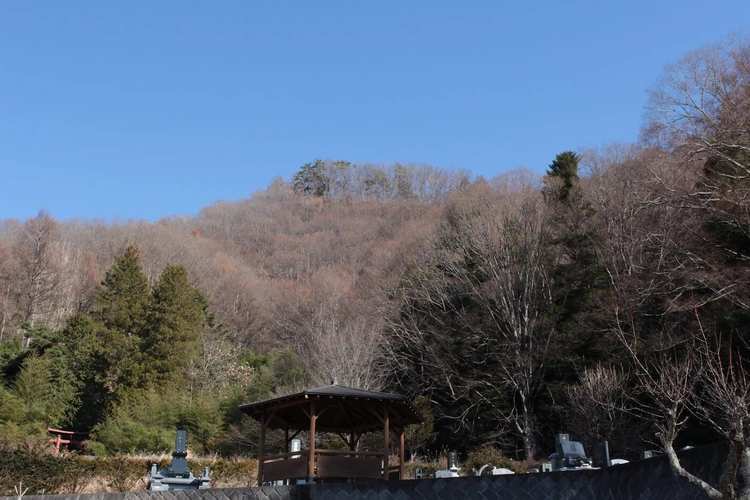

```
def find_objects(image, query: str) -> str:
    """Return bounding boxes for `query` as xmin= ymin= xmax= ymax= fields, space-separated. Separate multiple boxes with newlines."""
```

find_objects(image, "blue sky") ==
xmin=1 ymin=1 xmax=749 ymax=222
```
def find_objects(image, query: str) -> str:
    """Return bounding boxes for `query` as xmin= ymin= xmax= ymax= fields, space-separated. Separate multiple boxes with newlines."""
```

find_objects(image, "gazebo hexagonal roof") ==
xmin=239 ymin=383 xmax=423 ymax=433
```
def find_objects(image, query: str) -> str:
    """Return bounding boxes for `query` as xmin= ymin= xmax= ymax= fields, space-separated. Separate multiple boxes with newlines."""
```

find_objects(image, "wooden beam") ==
xmin=311 ymin=449 xmax=384 ymax=457
xmin=309 ymin=401 xmax=317 ymax=480
xmin=399 ymin=430 xmax=405 ymax=480
xmin=383 ymin=403 xmax=390 ymax=479
xmin=315 ymin=420 xmax=380 ymax=434
xmin=285 ymin=425 xmax=289 ymax=454
xmin=316 ymin=405 xmax=331 ymax=420
xmin=258 ymin=411 xmax=266 ymax=486
xmin=363 ymin=404 xmax=386 ymax=424
xmin=245 ymin=397 xmax=311 ymax=415
xmin=265 ymin=409 xmax=286 ymax=427
xmin=337 ymin=403 xmax=355 ymax=426
xmin=261 ymin=450 xmax=310 ymax=461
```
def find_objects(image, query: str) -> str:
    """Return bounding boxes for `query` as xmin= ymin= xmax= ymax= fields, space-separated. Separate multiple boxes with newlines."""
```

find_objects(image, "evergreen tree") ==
xmin=0 ymin=385 xmax=24 ymax=431
xmin=545 ymin=150 xmax=580 ymax=202
xmin=0 ymin=320 xmax=107 ymax=434
xmin=701 ymin=148 xmax=750 ymax=262
xmin=141 ymin=264 xmax=205 ymax=388
xmin=95 ymin=244 xmax=151 ymax=335
xmin=404 ymin=395 xmax=436 ymax=460
xmin=12 ymin=352 xmax=76 ymax=432
xmin=93 ymin=244 xmax=152 ymax=399
xmin=55 ymin=313 xmax=111 ymax=430
xmin=542 ymin=151 xmax=613 ymax=423
xmin=293 ymin=159 xmax=328 ymax=197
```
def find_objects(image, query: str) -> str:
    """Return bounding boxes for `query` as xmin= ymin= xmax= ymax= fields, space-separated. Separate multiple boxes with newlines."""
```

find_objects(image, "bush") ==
xmin=463 ymin=445 xmax=520 ymax=474
xmin=400 ymin=459 xmax=438 ymax=480
xmin=88 ymin=393 xmax=181 ymax=455
xmin=88 ymin=418 xmax=175 ymax=456
xmin=178 ymin=400 xmax=225 ymax=455
xmin=199 ymin=457 xmax=258 ymax=488
xmin=0 ymin=438 xmax=95 ymax=496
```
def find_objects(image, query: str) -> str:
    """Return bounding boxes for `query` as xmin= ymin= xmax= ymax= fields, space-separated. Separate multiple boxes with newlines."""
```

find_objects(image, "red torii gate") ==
xmin=47 ymin=428 xmax=89 ymax=454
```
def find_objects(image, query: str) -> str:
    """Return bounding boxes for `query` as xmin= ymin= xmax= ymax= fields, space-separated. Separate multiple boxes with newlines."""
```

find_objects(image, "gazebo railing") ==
xmin=262 ymin=450 xmax=309 ymax=482
xmin=261 ymin=449 xmax=386 ymax=482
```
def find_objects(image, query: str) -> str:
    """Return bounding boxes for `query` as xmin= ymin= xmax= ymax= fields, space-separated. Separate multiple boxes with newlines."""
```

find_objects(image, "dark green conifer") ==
xmin=141 ymin=264 xmax=205 ymax=387
xmin=293 ymin=159 xmax=328 ymax=196
xmin=545 ymin=150 xmax=580 ymax=202
xmin=95 ymin=244 xmax=151 ymax=336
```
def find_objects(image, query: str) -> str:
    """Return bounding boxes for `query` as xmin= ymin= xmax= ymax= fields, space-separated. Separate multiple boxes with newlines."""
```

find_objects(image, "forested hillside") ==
xmin=1 ymin=34 xmax=749 ymax=499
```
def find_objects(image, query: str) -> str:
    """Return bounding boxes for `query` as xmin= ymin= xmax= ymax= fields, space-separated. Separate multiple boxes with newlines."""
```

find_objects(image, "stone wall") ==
xmin=2 ymin=444 xmax=725 ymax=500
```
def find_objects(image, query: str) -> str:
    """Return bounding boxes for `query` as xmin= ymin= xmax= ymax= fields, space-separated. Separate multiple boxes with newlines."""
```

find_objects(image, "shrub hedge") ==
xmin=0 ymin=441 xmax=259 ymax=496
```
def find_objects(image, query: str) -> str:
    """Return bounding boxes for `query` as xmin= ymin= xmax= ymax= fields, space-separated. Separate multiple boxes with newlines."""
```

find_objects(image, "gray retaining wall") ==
xmin=2 ymin=444 xmax=726 ymax=500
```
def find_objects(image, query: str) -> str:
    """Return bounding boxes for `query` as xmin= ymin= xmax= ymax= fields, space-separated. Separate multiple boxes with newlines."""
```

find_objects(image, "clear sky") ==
xmin=1 ymin=1 xmax=749 ymax=222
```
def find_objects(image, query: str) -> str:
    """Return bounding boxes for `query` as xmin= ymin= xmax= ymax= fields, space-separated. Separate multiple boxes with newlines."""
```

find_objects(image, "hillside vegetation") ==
xmin=1 ymin=34 xmax=749 ymax=499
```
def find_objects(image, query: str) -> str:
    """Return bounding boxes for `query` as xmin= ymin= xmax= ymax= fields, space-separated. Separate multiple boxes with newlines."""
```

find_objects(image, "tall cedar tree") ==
xmin=96 ymin=244 xmax=151 ymax=335
xmin=141 ymin=264 xmax=205 ymax=388
xmin=58 ymin=313 xmax=112 ymax=430
xmin=545 ymin=151 xmax=579 ymax=203
xmin=542 ymin=152 xmax=614 ymax=443
xmin=93 ymin=244 xmax=151 ymax=398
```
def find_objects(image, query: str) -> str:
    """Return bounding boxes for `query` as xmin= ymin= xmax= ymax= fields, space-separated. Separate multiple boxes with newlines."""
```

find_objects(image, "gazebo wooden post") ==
xmin=382 ymin=403 xmax=390 ymax=479
xmin=399 ymin=428 xmax=405 ymax=480
xmin=308 ymin=401 xmax=317 ymax=481
xmin=284 ymin=425 xmax=289 ymax=453
xmin=257 ymin=411 xmax=266 ymax=486
xmin=240 ymin=383 xmax=424 ymax=484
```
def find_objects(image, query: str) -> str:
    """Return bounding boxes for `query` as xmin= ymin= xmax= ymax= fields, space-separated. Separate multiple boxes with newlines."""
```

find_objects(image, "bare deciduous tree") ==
xmin=0 ymin=236 xmax=12 ymax=340
xmin=645 ymin=34 xmax=750 ymax=173
xmin=644 ymin=34 xmax=750 ymax=268
xmin=388 ymin=175 xmax=554 ymax=458
xmin=566 ymin=364 xmax=634 ymax=457
xmin=617 ymin=313 xmax=750 ymax=500
xmin=11 ymin=210 xmax=63 ymax=329
xmin=273 ymin=268 xmax=387 ymax=391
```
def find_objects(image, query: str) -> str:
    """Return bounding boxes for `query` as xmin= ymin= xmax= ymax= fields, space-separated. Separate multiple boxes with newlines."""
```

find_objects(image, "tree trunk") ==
xmin=738 ymin=447 xmax=750 ymax=500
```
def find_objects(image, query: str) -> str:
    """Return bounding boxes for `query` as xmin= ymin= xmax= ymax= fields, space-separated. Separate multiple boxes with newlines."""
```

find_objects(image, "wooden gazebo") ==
xmin=239 ymin=382 xmax=423 ymax=484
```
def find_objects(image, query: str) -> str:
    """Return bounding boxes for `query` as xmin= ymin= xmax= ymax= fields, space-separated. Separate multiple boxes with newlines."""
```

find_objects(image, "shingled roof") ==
xmin=239 ymin=383 xmax=423 ymax=433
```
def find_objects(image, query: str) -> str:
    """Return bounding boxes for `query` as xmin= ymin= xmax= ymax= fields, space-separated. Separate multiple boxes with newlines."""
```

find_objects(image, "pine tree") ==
xmin=292 ymin=159 xmax=328 ymax=197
